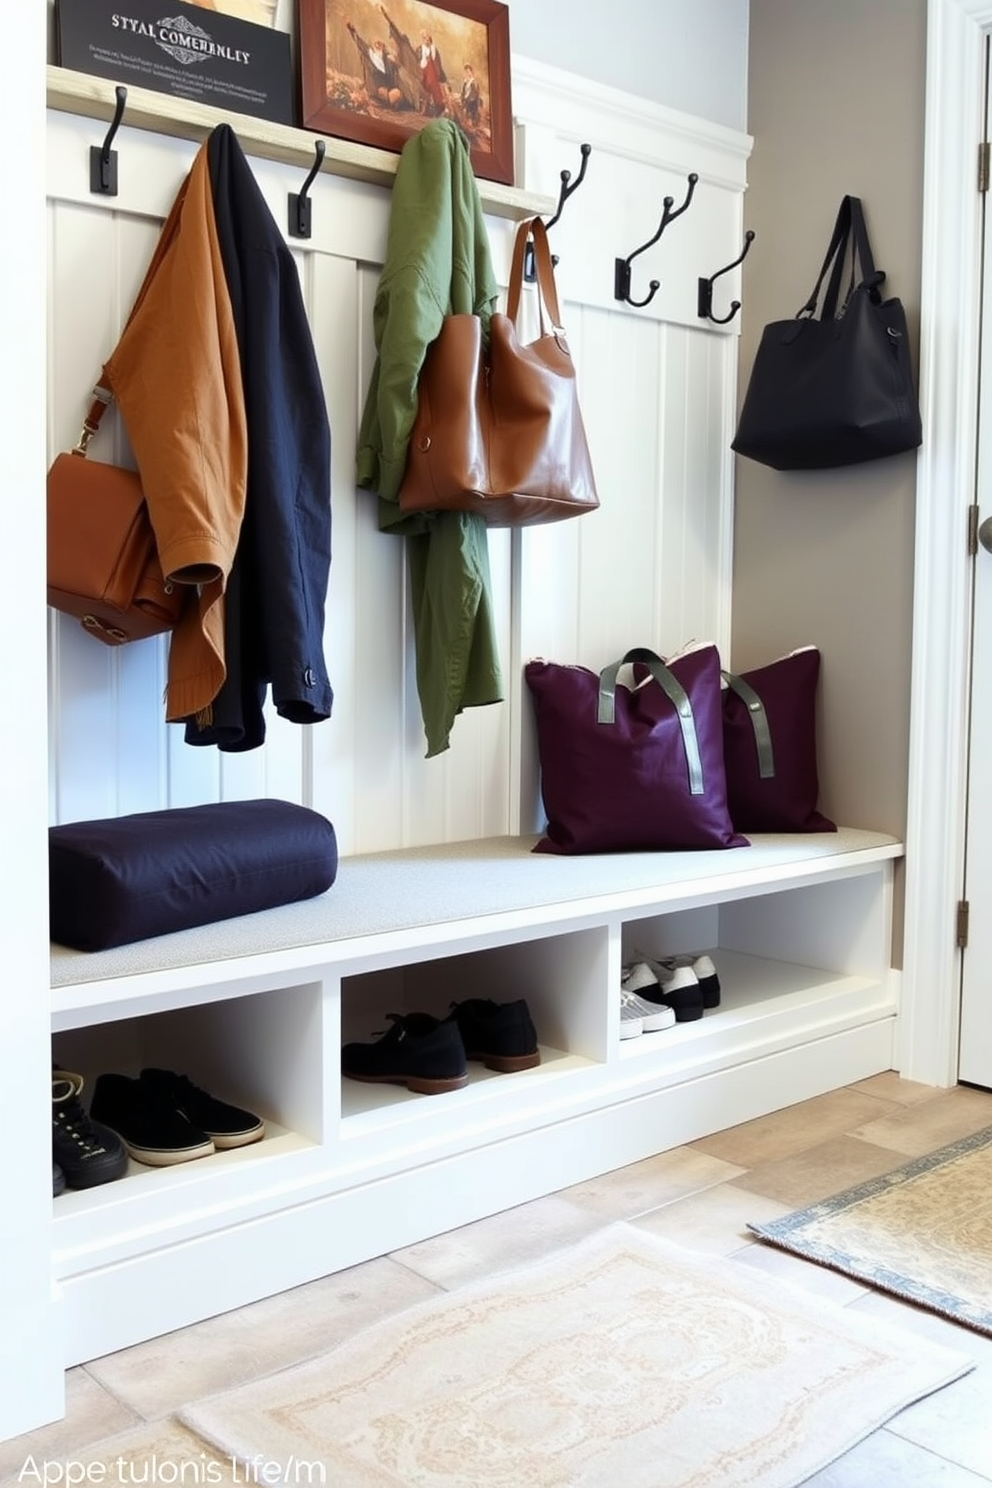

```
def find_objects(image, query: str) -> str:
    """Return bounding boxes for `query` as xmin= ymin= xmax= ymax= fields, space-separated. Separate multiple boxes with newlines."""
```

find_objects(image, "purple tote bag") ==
xmin=525 ymin=644 xmax=749 ymax=855
xmin=721 ymin=648 xmax=836 ymax=833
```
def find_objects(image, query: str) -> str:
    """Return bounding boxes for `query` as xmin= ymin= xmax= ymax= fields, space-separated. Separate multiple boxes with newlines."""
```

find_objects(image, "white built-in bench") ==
xmin=50 ymin=827 xmax=902 ymax=1365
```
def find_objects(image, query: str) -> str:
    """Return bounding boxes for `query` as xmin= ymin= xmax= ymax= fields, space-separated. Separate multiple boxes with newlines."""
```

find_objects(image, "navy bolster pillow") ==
xmin=49 ymin=799 xmax=338 ymax=952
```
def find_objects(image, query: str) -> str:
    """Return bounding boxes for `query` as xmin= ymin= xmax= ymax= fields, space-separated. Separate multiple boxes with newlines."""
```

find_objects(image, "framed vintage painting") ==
xmin=298 ymin=0 xmax=513 ymax=185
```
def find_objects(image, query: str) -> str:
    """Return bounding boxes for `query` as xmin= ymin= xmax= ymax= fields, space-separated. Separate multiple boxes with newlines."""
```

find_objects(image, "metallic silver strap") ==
xmin=598 ymin=647 xmax=704 ymax=796
xmin=722 ymin=670 xmax=776 ymax=779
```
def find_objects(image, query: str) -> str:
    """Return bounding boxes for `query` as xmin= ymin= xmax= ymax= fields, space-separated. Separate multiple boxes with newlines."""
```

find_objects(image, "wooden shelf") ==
xmin=46 ymin=66 xmax=554 ymax=221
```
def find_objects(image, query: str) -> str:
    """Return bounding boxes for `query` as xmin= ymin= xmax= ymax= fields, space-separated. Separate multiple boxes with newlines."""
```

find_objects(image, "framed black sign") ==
xmin=56 ymin=0 xmax=294 ymax=125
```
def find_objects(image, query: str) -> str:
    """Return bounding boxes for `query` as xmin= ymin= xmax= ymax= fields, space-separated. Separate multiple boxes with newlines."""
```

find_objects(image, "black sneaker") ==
xmin=446 ymin=998 xmax=541 ymax=1072
xmin=90 ymin=1072 xmax=215 ymax=1166
xmin=342 ymin=1013 xmax=468 ymax=1094
xmin=623 ymin=962 xmax=704 ymax=1022
xmin=655 ymin=954 xmax=722 ymax=1009
xmin=52 ymin=1072 xmax=129 ymax=1189
xmin=139 ymin=1068 xmax=265 ymax=1149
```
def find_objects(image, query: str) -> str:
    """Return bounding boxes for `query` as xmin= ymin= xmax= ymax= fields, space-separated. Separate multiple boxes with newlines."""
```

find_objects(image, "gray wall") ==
xmin=508 ymin=0 xmax=749 ymax=129
xmin=732 ymin=0 xmax=926 ymax=842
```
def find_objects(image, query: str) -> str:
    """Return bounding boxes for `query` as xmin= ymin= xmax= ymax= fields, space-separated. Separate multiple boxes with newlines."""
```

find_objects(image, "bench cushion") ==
xmin=49 ymin=799 xmax=338 ymax=951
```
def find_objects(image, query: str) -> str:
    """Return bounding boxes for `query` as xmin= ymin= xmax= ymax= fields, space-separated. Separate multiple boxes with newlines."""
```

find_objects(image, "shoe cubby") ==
xmin=339 ymin=926 xmax=610 ymax=1142
xmin=618 ymin=868 xmax=895 ymax=1068
xmin=50 ymin=980 xmax=328 ymax=1276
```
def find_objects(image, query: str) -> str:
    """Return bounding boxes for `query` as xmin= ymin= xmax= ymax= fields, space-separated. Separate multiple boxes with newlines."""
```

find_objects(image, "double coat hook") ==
xmin=288 ymin=138 xmax=326 ymax=239
xmin=523 ymin=143 xmax=592 ymax=283
xmin=698 ymin=230 xmax=755 ymax=324
xmin=90 ymin=85 xmax=127 ymax=196
xmin=614 ymin=172 xmax=698 ymax=308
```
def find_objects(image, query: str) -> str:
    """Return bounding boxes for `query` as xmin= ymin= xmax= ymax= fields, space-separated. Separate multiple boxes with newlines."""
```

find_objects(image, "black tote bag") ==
xmin=732 ymin=196 xmax=922 ymax=471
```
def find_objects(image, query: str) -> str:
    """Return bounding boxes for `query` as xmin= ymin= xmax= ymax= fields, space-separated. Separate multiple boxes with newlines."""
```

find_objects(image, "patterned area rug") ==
xmin=749 ymin=1123 xmax=992 ymax=1336
xmin=181 ymin=1225 xmax=971 ymax=1488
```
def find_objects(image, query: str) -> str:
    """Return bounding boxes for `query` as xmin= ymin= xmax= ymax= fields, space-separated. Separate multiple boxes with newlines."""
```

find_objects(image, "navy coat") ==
xmin=185 ymin=124 xmax=333 ymax=751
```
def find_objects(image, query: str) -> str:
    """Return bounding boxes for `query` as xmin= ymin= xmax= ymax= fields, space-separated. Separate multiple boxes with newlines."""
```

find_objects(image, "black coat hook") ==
xmin=523 ymin=143 xmax=592 ymax=283
xmin=288 ymin=138 xmax=326 ymax=240
xmin=89 ymin=85 xmax=127 ymax=197
xmin=614 ymin=171 xmax=698 ymax=308
xmin=697 ymin=230 xmax=755 ymax=324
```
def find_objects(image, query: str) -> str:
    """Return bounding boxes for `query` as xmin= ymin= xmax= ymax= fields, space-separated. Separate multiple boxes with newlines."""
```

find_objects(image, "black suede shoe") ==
xmin=52 ymin=1071 xmax=129 ymax=1189
xmin=342 ymin=1013 xmax=469 ymax=1094
xmin=139 ymin=1069 xmax=265 ymax=1149
xmin=90 ymin=1072 xmax=215 ymax=1166
xmin=446 ymin=998 xmax=541 ymax=1072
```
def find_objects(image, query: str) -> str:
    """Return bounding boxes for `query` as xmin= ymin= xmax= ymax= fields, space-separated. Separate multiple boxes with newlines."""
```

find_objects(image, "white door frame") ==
xmin=902 ymin=0 xmax=992 ymax=1085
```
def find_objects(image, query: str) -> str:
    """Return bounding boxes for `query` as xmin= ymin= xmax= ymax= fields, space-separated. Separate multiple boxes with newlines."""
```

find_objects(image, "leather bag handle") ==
xmin=73 ymin=173 xmax=197 ymax=457
xmin=505 ymin=217 xmax=565 ymax=332
xmin=799 ymin=196 xmax=885 ymax=323
xmin=71 ymin=385 xmax=114 ymax=457
xmin=597 ymin=647 xmax=704 ymax=796
xmin=796 ymin=197 xmax=853 ymax=319
xmin=722 ymin=670 xmax=776 ymax=779
xmin=821 ymin=196 xmax=884 ymax=320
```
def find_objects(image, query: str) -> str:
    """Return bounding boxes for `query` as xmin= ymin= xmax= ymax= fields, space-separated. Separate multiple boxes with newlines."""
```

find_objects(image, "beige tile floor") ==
xmin=4 ymin=1073 xmax=992 ymax=1486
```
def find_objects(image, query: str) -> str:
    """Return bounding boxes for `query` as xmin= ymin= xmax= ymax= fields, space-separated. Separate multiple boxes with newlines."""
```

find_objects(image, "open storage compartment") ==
xmin=616 ymin=865 xmax=896 ymax=1074
xmin=50 ymin=980 xmax=328 ymax=1282
xmin=339 ymin=927 xmax=610 ymax=1146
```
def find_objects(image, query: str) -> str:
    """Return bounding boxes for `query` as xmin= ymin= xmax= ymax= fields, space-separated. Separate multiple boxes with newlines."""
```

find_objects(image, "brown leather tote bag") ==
xmin=398 ymin=218 xmax=599 ymax=527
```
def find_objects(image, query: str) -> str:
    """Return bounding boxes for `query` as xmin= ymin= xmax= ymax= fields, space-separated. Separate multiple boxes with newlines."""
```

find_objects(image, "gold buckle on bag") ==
xmin=73 ymin=384 xmax=113 ymax=456
xmin=82 ymin=615 xmax=128 ymax=643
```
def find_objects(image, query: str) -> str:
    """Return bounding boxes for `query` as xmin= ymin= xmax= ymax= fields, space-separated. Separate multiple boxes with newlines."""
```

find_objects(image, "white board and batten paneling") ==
xmin=46 ymin=59 xmax=753 ymax=852
xmin=28 ymin=63 xmax=914 ymax=1448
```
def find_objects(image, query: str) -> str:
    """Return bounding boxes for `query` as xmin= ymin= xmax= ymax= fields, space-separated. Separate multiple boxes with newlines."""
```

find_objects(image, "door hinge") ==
xmin=980 ymin=141 xmax=990 ymax=192
xmin=957 ymin=899 xmax=970 ymax=948
xmin=969 ymin=503 xmax=981 ymax=555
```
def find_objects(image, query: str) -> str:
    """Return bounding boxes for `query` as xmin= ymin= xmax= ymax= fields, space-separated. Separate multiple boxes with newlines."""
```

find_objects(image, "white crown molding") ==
xmin=510 ymin=54 xmax=752 ymax=191
xmin=901 ymin=0 xmax=992 ymax=1084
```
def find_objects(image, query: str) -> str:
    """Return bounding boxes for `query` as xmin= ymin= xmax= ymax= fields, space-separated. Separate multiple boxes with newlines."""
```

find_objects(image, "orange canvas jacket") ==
xmin=103 ymin=141 xmax=247 ymax=722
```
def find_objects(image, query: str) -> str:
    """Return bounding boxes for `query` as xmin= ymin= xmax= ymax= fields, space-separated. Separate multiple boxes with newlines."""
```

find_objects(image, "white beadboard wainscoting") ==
xmin=46 ymin=57 xmax=751 ymax=852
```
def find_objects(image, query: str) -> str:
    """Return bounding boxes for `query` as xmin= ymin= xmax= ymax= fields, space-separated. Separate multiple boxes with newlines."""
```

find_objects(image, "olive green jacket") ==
xmin=356 ymin=120 xmax=503 ymax=757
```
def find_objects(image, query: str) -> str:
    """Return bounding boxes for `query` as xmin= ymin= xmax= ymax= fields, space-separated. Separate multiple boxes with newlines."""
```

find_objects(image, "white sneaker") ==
xmin=621 ymin=986 xmax=676 ymax=1033
xmin=619 ymin=989 xmax=645 ymax=1039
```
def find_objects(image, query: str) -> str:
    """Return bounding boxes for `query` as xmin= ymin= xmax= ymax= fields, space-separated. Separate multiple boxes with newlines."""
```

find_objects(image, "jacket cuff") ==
xmin=158 ymin=536 xmax=231 ymax=587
